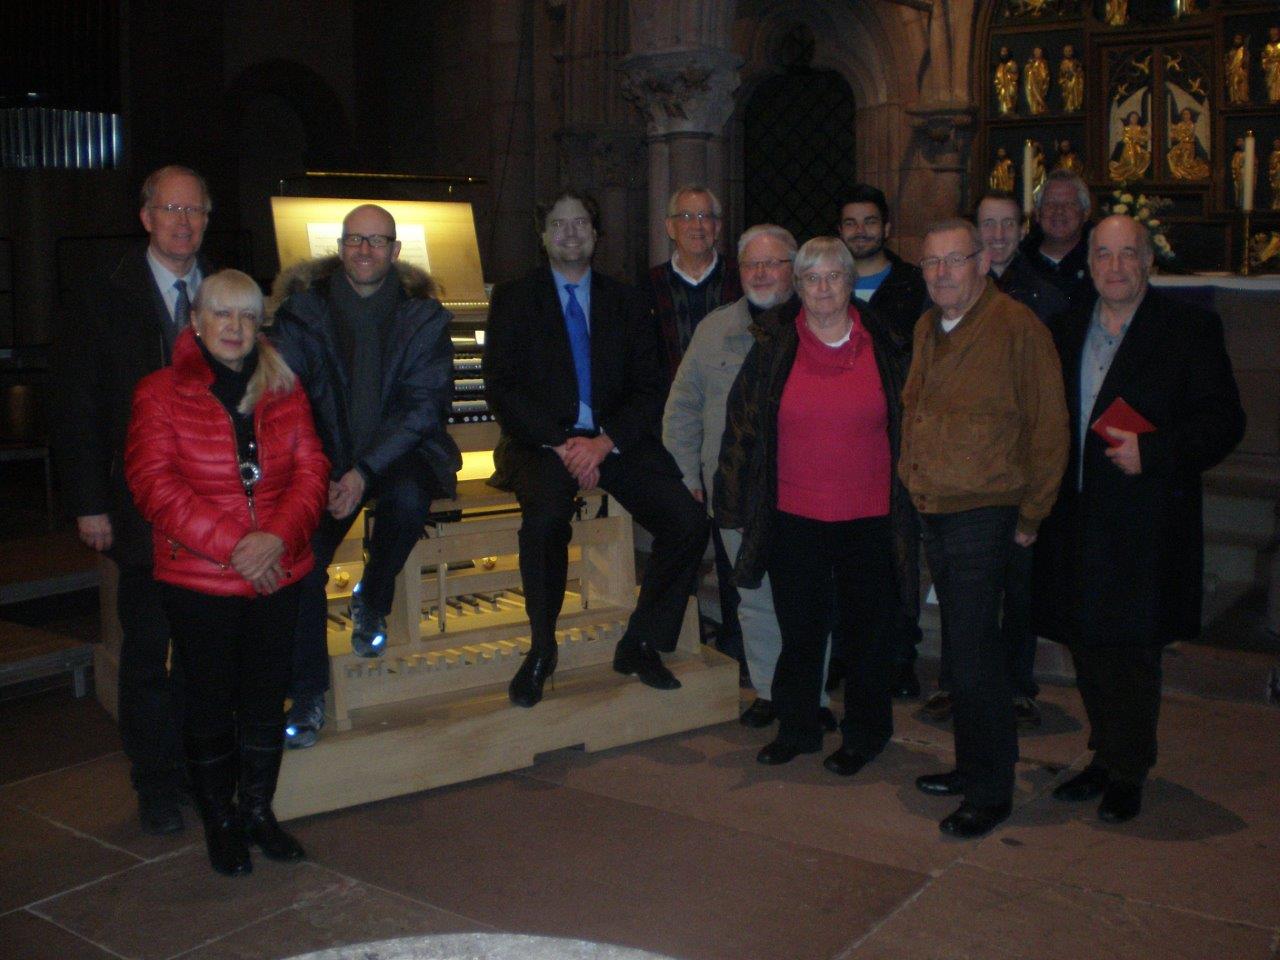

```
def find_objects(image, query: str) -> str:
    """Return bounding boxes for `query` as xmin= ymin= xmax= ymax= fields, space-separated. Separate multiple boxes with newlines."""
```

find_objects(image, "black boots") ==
xmin=238 ymin=722 xmax=306 ymax=863
xmin=509 ymin=640 xmax=558 ymax=708
xmin=186 ymin=731 xmax=251 ymax=877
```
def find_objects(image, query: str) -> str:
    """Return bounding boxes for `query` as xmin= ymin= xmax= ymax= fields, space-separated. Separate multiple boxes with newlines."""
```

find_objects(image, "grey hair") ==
xmin=140 ymin=165 xmax=211 ymax=212
xmin=923 ymin=218 xmax=985 ymax=252
xmin=1087 ymin=214 xmax=1153 ymax=262
xmin=1035 ymin=168 xmax=1091 ymax=216
xmin=792 ymin=236 xmax=855 ymax=287
xmin=737 ymin=223 xmax=797 ymax=259
xmin=667 ymin=184 xmax=723 ymax=219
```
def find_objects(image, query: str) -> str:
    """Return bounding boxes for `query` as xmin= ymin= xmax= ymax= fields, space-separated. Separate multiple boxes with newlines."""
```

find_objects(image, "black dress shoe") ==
xmin=739 ymin=698 xmax=776 ymax=727
xmin=893 ymin=663 xmax=921 ymax=699
xmin=915 ymin=769 xmax=964 ymax=796
xmin=823 ymin=746 xmax=873 ymax=777
xmin=818 ymin=707 xmax=838 ymax=732
xmin=138 ymin=791 xmax=184 ymax=836
xmin=939 ymin=800 xmax=1012 ymax=838
xmin=756 ymin=738 xmax=822 ymax=765
xmin=1052 ymin=764 xmax=1109 ymax=802
xmin=509 ymin=645 xmax=557 ymax=708
xmin=1098 ymin=781 xmax=1142 ymax=823
xmin=613 ymin=643 xmax=681 ymax=690
xmin=921 ymin=690 xmax=954 ymax=721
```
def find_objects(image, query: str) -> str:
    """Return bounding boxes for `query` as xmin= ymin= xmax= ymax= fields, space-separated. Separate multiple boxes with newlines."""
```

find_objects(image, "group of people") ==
xmin=51 ymin=162 xmax=1244 ymax=880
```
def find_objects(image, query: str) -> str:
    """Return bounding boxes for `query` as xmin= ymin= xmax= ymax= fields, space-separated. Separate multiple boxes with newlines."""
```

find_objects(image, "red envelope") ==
xmin=1091 ymin=397 xmax=1155 ymax=447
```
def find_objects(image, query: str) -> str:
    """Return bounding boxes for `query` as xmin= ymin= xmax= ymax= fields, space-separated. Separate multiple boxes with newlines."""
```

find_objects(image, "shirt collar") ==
xmin=146 ymin=248 xmax=200 ymax=291
xmin=671 ymin=250 xmax=718 ymax=287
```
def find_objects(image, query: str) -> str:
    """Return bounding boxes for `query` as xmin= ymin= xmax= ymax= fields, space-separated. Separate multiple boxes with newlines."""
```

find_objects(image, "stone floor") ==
xmin=1 ymin=649 xmax=1278 ymax=960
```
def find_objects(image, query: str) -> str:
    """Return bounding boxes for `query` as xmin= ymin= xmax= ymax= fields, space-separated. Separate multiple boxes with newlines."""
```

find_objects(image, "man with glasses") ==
xmin=485 ymin=190 xmax=707 ymax=708
xmin=901 ymin=219 xmax=1067 ymax=838
xmin=52 ymin=165 xmax=214 ymax=835
xmin=1020 ymin=169 xmax=1093 ymax=308
xmin=270 ymin=204 xmax=460 ymax=748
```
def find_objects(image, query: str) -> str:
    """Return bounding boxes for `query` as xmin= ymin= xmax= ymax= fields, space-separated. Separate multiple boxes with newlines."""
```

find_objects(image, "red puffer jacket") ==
xmin=126 ymin=328 xmax=329 ymax=597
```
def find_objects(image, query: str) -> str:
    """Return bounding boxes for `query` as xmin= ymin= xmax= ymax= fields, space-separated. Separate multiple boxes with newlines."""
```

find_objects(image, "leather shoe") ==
xmin=756 ymin=738 xmax=822 ymax=765
xmin=739 ymin=698 xmax=776 ymax=727
xmin=613 ymin=643 xmax=681 ymax=690
xmin=138 ymin=791 xmax=184 ymax=836
xmin=893 ymin=663 xmax=921 ymax=699
xmin=818 ymin=706 xmax=838 ymax=732
xmin=915 ymin=769 xmax=964 ymax=796
xmin=823 ymin=746 xmax=873 ymax=777
xmin=1098 ymin=781 xmax=1142 ymax=823
xmin=939 ymin=801 xmax=1012 ymax=838
xmin=921 ymin=689 xmax=953 ymax=721
xmin=509 ymin=645 xmax=557 ymax=707
xmin=1052 ymin=764 xmax=1109 ymax=802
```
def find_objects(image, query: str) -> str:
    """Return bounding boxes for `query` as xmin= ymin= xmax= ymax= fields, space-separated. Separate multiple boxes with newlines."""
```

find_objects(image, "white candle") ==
xmin=1242 ymin=132 xmax=1256 ymax=212
xmin=1022 ymin=139 xmax=1035 ymax=215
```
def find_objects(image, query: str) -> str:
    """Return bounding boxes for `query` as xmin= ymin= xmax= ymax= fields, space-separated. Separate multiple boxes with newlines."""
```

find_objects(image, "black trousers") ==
xmin=506 ymin=443 xmax=707 ymax=653
xmin=290 ymin=454 xmax=437 ymax=700
xmin=1069 ymin=644 xmax=1163 ymax=785
xmin=162 ymin=582 xmax=301 ymax=739
xmin=768 ymin=512 xmax=899 ymax=753
xmin=116 ymin=562 xmax=182 ymax=796
xmin=922 ymin=507 xmax=1018 ymax=807
xmin=709 ymin=524 xmax=744 ymax=660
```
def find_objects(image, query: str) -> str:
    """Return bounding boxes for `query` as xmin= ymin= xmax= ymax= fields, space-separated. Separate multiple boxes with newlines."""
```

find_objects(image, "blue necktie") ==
xmin=564 ymin=283 xmax=593 ymax=425
xmin=173 ymin=279 xmax=190 ymax=331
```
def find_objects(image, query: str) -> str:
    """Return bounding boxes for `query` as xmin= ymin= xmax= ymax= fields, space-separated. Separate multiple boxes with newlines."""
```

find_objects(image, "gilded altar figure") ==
xmin=989 ymin=147 xmax=1016 ymax=193
xmin=1264 ymin=28 xmax=1280 ymax=104
xmin=1055 ymin=139 xmax=1084 ymax=177
xmin=1025 ymin=47 xmax=1050 ymax=115
xmin=995 ymin=47 xmax=1019 ymax=115
xmin=1059 ymin=45 xmax=1084 ymax=112
xmin=1032 ymin=140 xmax=1047 ymax=194
xmin=1109 ymin=111 xmax=1151 ymax=182
xmin=1104 ymin=0 xmax=1128 ymax=27
xmin=1231 ymin=138 xmax=1246 ymax=207
xmin=1167 ymin=108 xmax=1211 ymax=181
xmin=1270 ymin=138 xmax=1280 ymax=210
xmin=1227 ymin=35 xmax=1250 ymax=105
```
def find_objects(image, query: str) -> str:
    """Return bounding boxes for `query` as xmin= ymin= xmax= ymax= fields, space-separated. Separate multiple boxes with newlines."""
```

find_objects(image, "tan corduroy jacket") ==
xmin=899 ymin=279 xmax=1068 ymax=537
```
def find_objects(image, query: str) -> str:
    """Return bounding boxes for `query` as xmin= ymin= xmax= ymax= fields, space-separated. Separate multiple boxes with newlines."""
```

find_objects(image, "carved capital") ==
xmin=556 ymin=125 xmax=648 ymax=190
xmin=619 ymin=47 xmax=742 ymax=137
xmin=907 ymin=103 xmax=977 ymax=170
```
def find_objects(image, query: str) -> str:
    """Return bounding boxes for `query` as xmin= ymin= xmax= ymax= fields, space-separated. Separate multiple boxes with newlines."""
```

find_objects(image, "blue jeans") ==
xmin=922 ymin=507 xmax=1018 ymax=807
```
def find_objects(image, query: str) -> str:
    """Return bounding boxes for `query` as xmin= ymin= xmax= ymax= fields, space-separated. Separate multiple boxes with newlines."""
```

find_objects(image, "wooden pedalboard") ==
xmin=274 ymin=478 xmax=738 ymax=819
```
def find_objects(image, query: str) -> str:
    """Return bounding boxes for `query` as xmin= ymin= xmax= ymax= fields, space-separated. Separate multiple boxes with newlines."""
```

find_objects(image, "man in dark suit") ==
xmin=1034 ymin=214 xmax=1245 ymax=823
xmin=52 ymin=165 xmax=213 ymax=835
xmin=483 ymin=190 xmax=708 ymax=708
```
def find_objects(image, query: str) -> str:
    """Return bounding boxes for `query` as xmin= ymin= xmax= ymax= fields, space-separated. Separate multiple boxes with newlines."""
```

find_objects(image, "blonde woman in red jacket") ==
xmin=126 ymin=269 xmax=328 ymax=876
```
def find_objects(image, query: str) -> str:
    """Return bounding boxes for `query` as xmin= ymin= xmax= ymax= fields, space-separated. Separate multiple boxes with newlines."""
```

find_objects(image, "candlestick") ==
xmin=1242 ymin=211 xmax=1252 ymax=276
xmin=1242 ymin=132 xmax=1256 ymax=212
xmin=1022 ymin=139 xmax=1035 ymax=216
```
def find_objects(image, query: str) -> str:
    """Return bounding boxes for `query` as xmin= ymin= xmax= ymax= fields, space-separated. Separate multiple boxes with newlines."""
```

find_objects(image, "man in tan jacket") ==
xmin=900 ymin=218 xmax=1068 ymax=838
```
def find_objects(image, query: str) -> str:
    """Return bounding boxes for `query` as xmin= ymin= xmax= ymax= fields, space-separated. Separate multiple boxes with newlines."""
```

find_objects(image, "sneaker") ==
xmin=1013 ymin=695 xmax=1043 ymax=729
xmin=921 ymin=689 xmax=954 ymax=722
xmin=285 ymin=693 xmax=326 ymax=750
xmin=350 ymin=583 xmax=387 ymax=658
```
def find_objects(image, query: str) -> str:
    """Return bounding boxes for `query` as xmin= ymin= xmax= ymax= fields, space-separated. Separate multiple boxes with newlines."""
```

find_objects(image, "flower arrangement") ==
xmin=1103 ymin=187 xmax=1175 ymax=262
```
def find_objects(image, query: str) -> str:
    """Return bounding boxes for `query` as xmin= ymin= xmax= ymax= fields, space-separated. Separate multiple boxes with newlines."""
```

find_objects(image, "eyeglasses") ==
xmin=149 ymin=203 xmax=208 ymax=217
xmin=341 ymin=233 xmax=396 ymax=248
xmin=919 ymin=251 xmax=980 ymax=272
xmin=548 ymin=217 xmax=591 ymax=232
xmin=799 ymin=271 xmax=847 ymax=286
xmin=742 ymin=258 xmax=792 ymax=272
xmin=670 ymin=211 xmax=718 ymax=223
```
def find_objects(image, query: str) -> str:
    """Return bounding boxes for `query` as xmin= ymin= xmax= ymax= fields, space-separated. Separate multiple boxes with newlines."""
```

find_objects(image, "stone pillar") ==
xmin=900 ymin=105 xmax=976 ymax=258
xmin=619 ymin=47 xmax=741 ymax=266
xmin=556 ymin=125 xmax=647 ymax=280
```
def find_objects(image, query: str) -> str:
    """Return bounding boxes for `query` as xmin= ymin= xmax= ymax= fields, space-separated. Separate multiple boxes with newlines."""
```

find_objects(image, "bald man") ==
xmin=270 ymin=204 xmax=461 ymax=748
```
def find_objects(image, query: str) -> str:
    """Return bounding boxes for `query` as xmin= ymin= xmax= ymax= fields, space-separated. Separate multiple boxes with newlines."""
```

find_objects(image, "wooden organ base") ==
xmin=273 ymin=478 xmax=739 ymax=820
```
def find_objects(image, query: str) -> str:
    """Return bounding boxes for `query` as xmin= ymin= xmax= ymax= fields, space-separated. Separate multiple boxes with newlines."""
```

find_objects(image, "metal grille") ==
xmin=743 ymin=69 xmax=856 ymax=244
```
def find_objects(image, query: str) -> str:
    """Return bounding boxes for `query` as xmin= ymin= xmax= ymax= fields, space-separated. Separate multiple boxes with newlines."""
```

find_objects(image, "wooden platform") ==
xmin=0 ymin=622 xmax=92 ymax=697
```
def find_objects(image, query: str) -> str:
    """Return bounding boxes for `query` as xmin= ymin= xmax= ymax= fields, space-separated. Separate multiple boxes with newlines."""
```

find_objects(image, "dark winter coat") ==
xmin=268 ymin=257 xmax=461 ymax=499
xmin=866 ymin=249 xmax=930 ymax=347
xmin=1032 ymin=287 xmax=1245 ymax=647
xmin=125 ymin=329 xmax=329 ymax=597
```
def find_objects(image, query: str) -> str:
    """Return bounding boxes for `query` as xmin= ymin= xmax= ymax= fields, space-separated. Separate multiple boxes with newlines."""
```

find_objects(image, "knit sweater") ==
xmin=898 ymin=279 xmax=1068 ymax=536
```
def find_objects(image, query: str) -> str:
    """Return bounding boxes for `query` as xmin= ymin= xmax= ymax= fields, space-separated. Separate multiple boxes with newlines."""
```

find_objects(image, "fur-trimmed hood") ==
xmin=267 ymin=256 xmax=440 ymax=319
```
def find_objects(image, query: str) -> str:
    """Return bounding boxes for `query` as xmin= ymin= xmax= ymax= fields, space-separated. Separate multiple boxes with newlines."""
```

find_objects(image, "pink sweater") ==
xmin=776 ymin=310 xmax=890 ymax=522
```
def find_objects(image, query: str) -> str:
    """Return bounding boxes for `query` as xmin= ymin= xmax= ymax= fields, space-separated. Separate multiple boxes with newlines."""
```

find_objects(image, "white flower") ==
xmin=1113 ymin=203 xmax=1129 ymax=214
xmin=1147 ymin=219 xmax=1160 ymax=228
xmin=1154 ymin=235 xmax=1172 ymax=251
xmin=1121 ymin=192 xmax=1134 ymax=203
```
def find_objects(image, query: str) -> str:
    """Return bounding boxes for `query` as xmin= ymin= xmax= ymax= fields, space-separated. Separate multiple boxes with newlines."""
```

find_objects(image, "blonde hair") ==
xmin=194 ymin=269 xmax=296 ymax=414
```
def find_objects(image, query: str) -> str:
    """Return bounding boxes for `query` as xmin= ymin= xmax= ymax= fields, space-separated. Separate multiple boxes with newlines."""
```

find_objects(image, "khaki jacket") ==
xmin=899 ymin=279 xmax=1068 ymax=536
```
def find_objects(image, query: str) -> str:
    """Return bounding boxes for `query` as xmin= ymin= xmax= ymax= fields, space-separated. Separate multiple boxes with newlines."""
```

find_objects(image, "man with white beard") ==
xmin=664 ymin=225 xmax=833 ymax=729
